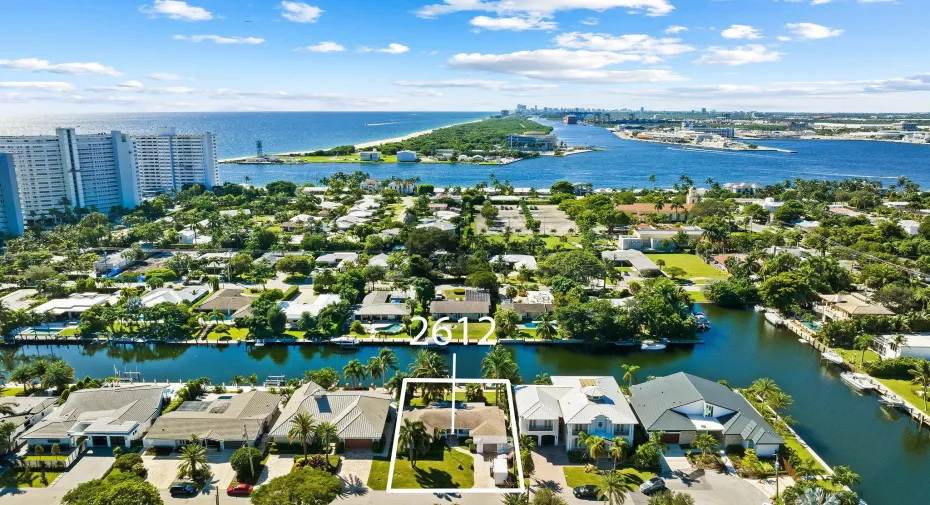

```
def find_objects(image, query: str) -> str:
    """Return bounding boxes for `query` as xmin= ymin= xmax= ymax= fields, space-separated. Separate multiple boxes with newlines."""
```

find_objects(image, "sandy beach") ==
xmin=219 ymin=118 xmax=485 ymax=163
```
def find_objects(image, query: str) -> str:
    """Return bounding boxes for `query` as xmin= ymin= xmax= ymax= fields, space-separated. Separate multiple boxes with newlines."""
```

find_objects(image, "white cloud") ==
xmin=359 ymin=43 xmax=410 ymax=54
xmin=280 ymin=1 xmax=323 ymax=23
xmin=173 ymin=35 xmax=265 ymax=44
xmin=148 ymin=72 xmax=181 ymax=81
xmin=665 ymin=25 xmax=687 ymax=34
xmin=0 ymin=81 xmax=74 ymax=92
xmin=118 ymin=80 xmax=145 ymax=89
xmin=777 ymin=36 xmax=792 ymax=41
xmin=811 ymin=0 xmax=832 ymax=5
xmin=139 ymin=0 xmax=212 ymax=21
xmin=581 ymin=17 xmax=599 ymax=25
xmin=469 ymin=15 xmax=557 ymax=31
xmin=394 ymin=79 xmax=558 ymax=91
xmin=694 ymin=45 xmax=783 ymax=66
xmin=404 ymin=89 xmax=444 ymax=97
xmin=208 ymin=88 xmax=397 ymax=108
xmin=720 ymin=24 xmax=762 ymax=39
xmin=0 ymin=58 xmax=122 ymax=76
xmin=632 ymin=74 xmax=930 ymax=100
xmin=415 ymin=0 xmax=675 ymax=19
xmin=447 ymin=49 xmax=683 ymax=82
xmin=298 ymin=41 xmax=346 ymax=52
xmin=784 ymin=22 xmax=843 ymax=39
xmin=553 ymin=32 xmax=694 ymax=59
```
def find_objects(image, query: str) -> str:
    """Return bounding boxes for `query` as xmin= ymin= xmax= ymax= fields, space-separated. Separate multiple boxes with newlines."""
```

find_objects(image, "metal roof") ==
xmin=269 ymin=382 xmax=392 ymax=440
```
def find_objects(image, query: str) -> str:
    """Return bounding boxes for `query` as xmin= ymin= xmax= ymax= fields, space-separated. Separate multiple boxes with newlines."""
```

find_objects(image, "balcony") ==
xmin=527 ymin=423 xmax=553 ymax=432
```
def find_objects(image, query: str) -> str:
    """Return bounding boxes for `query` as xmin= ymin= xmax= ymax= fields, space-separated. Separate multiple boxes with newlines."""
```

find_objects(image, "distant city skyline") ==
xmin=0 ymin=0 xmax=927 ymax=113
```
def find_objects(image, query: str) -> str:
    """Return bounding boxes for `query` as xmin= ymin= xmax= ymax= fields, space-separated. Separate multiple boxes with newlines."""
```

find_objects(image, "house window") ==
xmin=613 ymin=425 xmax=630 ymax=436
xmin=529 ymin=420 xmax=553 ymax=431
xmin=703 ymin=404 xmax=714 ymax=417
xmin=46 ymin=439 xmax=60 ymax=444
xmin=747 ymin=439 xmax=755 ymax=449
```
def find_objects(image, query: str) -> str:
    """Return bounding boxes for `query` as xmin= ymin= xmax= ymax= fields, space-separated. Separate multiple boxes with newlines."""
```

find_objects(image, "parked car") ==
xmin=573 ymin=484 xmax=598 ymax=498
xmin=227 ymin=483 xmax=253 ymax=496
xmin=639 ymin=477 xmax=666 ymax=495
xmin=169 ymin=480 xmax=199 ymax=497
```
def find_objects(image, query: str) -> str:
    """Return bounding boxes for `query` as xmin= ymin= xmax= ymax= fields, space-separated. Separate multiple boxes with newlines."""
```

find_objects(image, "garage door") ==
xmin=345 ymin=438 xmax=371 ymax=449
xmin=92 ymin=436 xmax=108 ymax=447
xmin=541 ymin=435 xmax=556 ymax=446
xmin=660 ymin=433 xmax=680 ymax=444
xmin=110 ymin=436 xmax=125 ymax=447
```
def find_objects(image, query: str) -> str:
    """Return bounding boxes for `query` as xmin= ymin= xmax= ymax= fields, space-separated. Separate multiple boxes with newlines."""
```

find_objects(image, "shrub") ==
xmin=282 ymin=286 xmax=300 ymax=301
xmin=230 ymin=446 xmax=264 ymax=480
xmin=865 ymin=356 xmax=922 ymax=379
xmin=112 ymin=453 xmax=143 ymax=473
xmin=351 ymin=320 xmax=365 ymax=334
xmin=371 ymin=440 xmax=382 ymax=453
xmin=567 ymin=449 xmax=586 ymax=464
xmin=465 ymin=439 xmax=475 ymax=452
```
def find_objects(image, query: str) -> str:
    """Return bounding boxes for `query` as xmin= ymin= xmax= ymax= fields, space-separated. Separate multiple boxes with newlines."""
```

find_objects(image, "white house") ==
xmin=900 ymin=219 xmax=921 ymax=236
xmin=388 ymin=181 xmax=416 ymax=195
xmin=874 ymin=333 xmax=930 ymax=360
xmin=33 ymin=293 xmax=117 ymax=320
xmin=316 ymin=252 xmax=358 ymax=270
xmin=884 ymin=201 xmax=910 ymax=210
xmin=20 ymin=384 xmax=166 ymax=449
xmin=140 ymin=287 xmax=208 ymax=307
xmin=491 ymin=254 xmax=538 ymax=271
xmin=279 ymin=294 xmax=342 ymax=326
xmin=179 ymin=228 xmax=211 ymax=245
xmin=360 ymin=150 xmax=381 ymax=162
xmin=515 ymin=376 xmax=638 ymax=450
xmin=405 ymin=404 xmax=510 ymax=454
xmin=630 ymin=373 xmax=783 ymax=457
xmin=396 ymin=150 xmax=418 ymax=162
xmin=94 ymin=253 xmax=131 ymax=275
xmin=0 ymin=396 xmax=58 ymax=446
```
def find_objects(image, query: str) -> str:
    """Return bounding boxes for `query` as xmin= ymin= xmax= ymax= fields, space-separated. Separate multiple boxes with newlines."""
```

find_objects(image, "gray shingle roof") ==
xmin=146 ymin=391 xmax=281 ymax=443
xmin=405 ymin=405 xmax=507 ymax=437
xmin=269 ymin=383 xmax=391 ymax=440
xmin=429 ymin=300 xmax=490 ymax=314
xmin=629 ymin=373 xmax=783 ymax=445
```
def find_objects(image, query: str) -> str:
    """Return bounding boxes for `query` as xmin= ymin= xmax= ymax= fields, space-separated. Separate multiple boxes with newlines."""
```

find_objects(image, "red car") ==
xmin=226 ymin=483 xmax=253 ymax=496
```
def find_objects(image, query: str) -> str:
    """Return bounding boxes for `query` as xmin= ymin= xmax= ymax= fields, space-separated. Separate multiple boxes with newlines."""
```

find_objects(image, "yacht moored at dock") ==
xmin=821 ymin=350 xmax=845 ymax=365
xmin=840 ymin=372 xmax=874 ymax=392
xmin=640 ymin=339 xmax=668 ymax=351
xmin=764 ymin=310 xmax=785 ymax=327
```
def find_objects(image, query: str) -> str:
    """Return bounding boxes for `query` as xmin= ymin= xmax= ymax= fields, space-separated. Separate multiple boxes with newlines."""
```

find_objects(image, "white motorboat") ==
xmin=753 ymin=305 xmax=766 ymax=313
xmin=840 ymin=372 xmax=874 ymax=392
xmin=877 ymin=394 xmax=905 ymax=409
xmin=641 ymin=339 xmax=668 ymax=351
xmin=821 ymin=350 xmax=845 ymax=365
xmin=694 ymin=314 xmax=711 ymax=331
xmin=330 ymin=336 xmax=360 ymax=348
xmin=764 ymin=311 xmax=785 ymax=327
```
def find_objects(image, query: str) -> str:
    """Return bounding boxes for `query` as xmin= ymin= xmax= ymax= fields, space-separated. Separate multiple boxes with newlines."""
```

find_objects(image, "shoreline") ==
xmin=611 ymin=130 xmax=796 ymax=153
xmin=218 ymin=118 xmax=486 ymax=163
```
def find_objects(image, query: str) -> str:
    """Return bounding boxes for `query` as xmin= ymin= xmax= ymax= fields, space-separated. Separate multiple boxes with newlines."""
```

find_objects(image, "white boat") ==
xmin=694 ymin=314 xmax=711 ymax=331
xmin=877 ymin=394 xmax=905 ymax=409
xmin=821 ymin=350 xmax=845 ymax=365
xmin=330 ymin=336 xmax=360 ymax=348
xmin=753 ymin=305 xmax=766 ymax=313
xmin=641 ymin=339 xmax=668 ymax=351
xmin=764 ymin=311 xmax=785 ymax=327
xmin=840 ymin=372 xmax=874 ymax=392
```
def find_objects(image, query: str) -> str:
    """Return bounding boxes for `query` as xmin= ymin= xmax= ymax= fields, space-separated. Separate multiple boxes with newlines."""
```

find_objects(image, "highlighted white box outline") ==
xmin=386 ymin=377 xmax=525 ymax=494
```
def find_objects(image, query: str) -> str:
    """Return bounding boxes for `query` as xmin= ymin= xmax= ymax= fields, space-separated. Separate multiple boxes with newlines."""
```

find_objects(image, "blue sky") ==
xmin=0 ymin=0 xmax=927 ymax=113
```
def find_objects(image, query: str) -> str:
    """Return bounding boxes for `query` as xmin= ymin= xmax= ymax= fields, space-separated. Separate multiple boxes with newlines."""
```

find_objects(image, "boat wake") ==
xmin=366 ymin=121 xmax=405 ymax=126
xmin=666 ymin=147 xmax=777 ymax=159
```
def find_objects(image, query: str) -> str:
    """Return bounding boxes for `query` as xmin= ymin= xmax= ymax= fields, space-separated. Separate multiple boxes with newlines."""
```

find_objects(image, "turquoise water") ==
xmin=802 ymin=321 xmax=821 ymax=331
xmin=523 ymin=322 xmax=539 ymax=329
xmin=378 ymin=323 xmax=404 ymax=332
xmin=11 ymin=306 xmax=929 ymax=505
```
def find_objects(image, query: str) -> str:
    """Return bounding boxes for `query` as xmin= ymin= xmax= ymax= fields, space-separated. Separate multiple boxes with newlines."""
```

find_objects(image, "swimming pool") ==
xmin=378 ymin=323 xmax=404 ymax=332
xmin=523 ymin=322 xmax=539 ymax=329
xmin=802 ymin=321 xmax=821 ymax=331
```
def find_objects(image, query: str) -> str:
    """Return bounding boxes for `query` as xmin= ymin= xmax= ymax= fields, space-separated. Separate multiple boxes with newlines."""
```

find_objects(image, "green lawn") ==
xmin=1 ymin=469 xmax=63 ymax=488
xmin=834 ymin=348 xmax=880 ymax=369
xmin=371 ymin=319 xmax=496 ymax=342
xmin=644 ymin=254 xmax=729 ymax=280
xmin=367 ymin=457 xmax=391 ymax=490
xmin=784 ymin=436 xmax=826 ymax=473
xmin=1 ymin=387 xmax=25 ymax=397
xmin=483 ymin=234 xmax=580 ymax=249
xmin=688 ymin=291 xmax=709 ymax=303
xmin=57 ymin=328 xmax=78 ymax=337
xmin=876 ymin=378 xmax=930 ymax=414
xmin=387 ymin=445 xmax=475 ymax=490
xmin=562 ymin=467 xmax=654 ymax=488
xmin=24 ymin=455 xmax=68 ymax=462
xmin=206 ymin=327 xmax=249 ymax=341
xmin=442 ymin=289 xmax=466 ymax=301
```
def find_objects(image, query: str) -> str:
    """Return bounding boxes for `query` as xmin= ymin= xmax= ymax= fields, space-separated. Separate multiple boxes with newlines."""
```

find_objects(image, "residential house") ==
xmin=417 ymin=220 xmax=456 ymax=232
xmin=316 ymin=252 xmax=359 ymax=270
xmin=515 ymin=376 xmax=638 ymax=451
xmin=354 ymin=291 xmax=411 ymax=322
xmin=368 ymin=253 xmax=390 ymax=268
xmin=491 ymin=254 xmax=538 ymax=271
xmin=20 ymin=384 xmax=166 ymax=449
xmin=763 ymin=246 xmax=811 ymax=259
xmin=0 ymin=396 xmax=58 ymax=448
xmin=361 ymin=178 xmax=380 ymax=191
xmin=33 ymin=293 xmax=117 ymax=320
xmin=818 ymin=292 xmax=893 ymax=322
xmin=430 ymin=290 xmax=491 ymax=321
xmin=279 ymin=294 xmax=342 ymax=326
xmin=617 ymin=225 xmax=705 ymax=251
xmin=900 ymin=220 xmax=921 ymax=236
xmin=884 ymin=201 xmax=910 ymax=210
xmin=360 ymin=151 xmax=381 ymax=162
xmin=874 ymin=333 xmax=930 ymax=360
xmin=198 ymin=251 xmax=236 ymax=273
xmin=396 ymin=151 xmax=418 ymax=162
xmin=405 ymin=404 xmax=509 ymax=453
xmin=140 ymin=287 xmax=208 ymax=308
xmin=195 ymin=289 xmax=252 ymax=319
xmin=0 ymin=289 xmax=38 ymax=311
xmin=601 ymin=249 xmax=661 ymax=275
xmin=388 ymin=181 xmax=416 ymax=195
xmin=269 ymin=382 xmax=392 ymax=449
xmin=614 ymin=203 xmax=695 ymax=223
xmin=179 ymin=228 xmax=211 ymax=245
xmin=94 ymin=252 xmax=131 ymax=276
xmin=145 ymin=390 xmax=281 ymax=451
xmin=500 ymin=301 xmax=553 ymax=321
xmin=630 ymin=372 xmax=783 ymax=457
xmin=723 ymin=182 xmax=761 ymax=196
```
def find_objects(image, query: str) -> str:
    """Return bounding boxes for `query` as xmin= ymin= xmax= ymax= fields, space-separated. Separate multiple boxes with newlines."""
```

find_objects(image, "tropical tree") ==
xmin=0 ymin=404 xmax=15 ymax=416
xmin=231 ymin=375 xmax=245 ymax=388
xmin=609 ymin=438 xmax=629 ymax=470
xmin=287 ymin=412 xmax=316 ymax=462
xmin=398 ymin=418 xmax=431 ymax=468
xmin=535 ymin=312 xmax=557 ymax=341
xmin=366 ymin=357 xmax=382 ymax=388
xmin=596 ymin=470 xmax=639 ymax=505
xmin=854 ymin=334 xmax=875 ymax=366
xmin=621 ymin=364 xmax=640 ymax=388
xmin=314 ymin=422 xmax=339 ymax=459
xmin=177 ymin=443 xmax=208 ymax=480
xmin=386 ymin=371 xmax=410 ymax=402
xmin=586 ymin=435 xmax=607 ymax=462
xmin=408 ymin=350 xmax=449 ymax=404
xmin=375 ymin=348 xmax=399 ymax=388
xmin=794 ymin=486 xmax=841 ymax=505
xmin=748 ymin=378 xmax=781 ymax=404
xmin=343 ymin=359 xmax=366 ymax=389
xmin=481 ymin=346 xmax=520 ymax=406
xmin=909 ymin=359 xmax=930 ymax=412
xmin=829 ymin=465 xmax=860 ymax=488
xmin=692 ymin=433 xmax=718 ymax=463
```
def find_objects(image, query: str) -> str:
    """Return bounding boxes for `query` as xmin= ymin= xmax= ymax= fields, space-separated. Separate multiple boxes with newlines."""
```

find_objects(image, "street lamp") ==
xmin=243 ymin=424 xmax=254 ymax=477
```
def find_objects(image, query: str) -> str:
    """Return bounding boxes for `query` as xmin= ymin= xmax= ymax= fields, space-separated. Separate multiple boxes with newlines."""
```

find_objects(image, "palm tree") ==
xmin=535 ymin=312 xmax=557 ymax=341
xmin=692 ymin=432 xmax=718 ymax=463
xmin=366 ymin=357 xmax=382 ymax=389
xmin=586 ymin=435 xmax=607 ymax=462
xmin=386 ymin=372 xmax=410 ymax=401
xmin=398 ymin=418 xmax=431 ymax=468
xmin=855 ymin=334 xmax=875 ymax=367
xmin=609 ymin=438 xmax=629 ymax=470
xmin=481 ymin=346 xmax=519 ymax=407
xmin=0 ymin=404 xmax=16 ymax=416
xmin=231 ymin=375 xmax=245 ymax=389
xmin=177 ymin=443 xmax=208 ymax=479
xmin=909 ymin=359 xmax=930 ymax=412
xmin=314 ymin=422 xmax=339 ymax=458
xmin=794 ymin=487 xmax=841 ymax=505
xmin=287 ymin=412 xmax=316 ymax=462
xmin=648 ymin=431 xmax=670 ymax=457
xmin=621 ymin=364 xmax=640 ymax=388
xmin=376 ymin=348 xmax=399 ymax=388
xmin=343 ymin=359 xmax=366 ymax=389
xmin=829 ymin=465 xmax=860 ymax=488
xmin=792 ymin=458 xmax=821 ymax=480
xmin=408 ymin=350 xmax=449 ymax=404
xmin=748 ymin=377 xmax=780 ymax=404
xmin=501 ymin=493 xmax=529 ymax=505
xmin=596 ymin=470 xmax=638 ymax=505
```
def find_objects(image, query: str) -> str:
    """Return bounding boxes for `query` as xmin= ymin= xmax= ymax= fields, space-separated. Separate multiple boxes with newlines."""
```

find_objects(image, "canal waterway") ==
xmin=9 ymin=306 xmax=926 ymax=504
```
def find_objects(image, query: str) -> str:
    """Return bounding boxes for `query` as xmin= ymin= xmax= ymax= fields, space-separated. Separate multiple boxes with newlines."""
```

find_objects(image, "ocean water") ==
xmin=0 ymin=112 xmax=926 ymax=188
xmin=0 ymin=111 xmax=490 ymax=160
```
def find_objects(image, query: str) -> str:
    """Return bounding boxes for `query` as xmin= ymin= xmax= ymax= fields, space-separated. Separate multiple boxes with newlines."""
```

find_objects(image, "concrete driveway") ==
xmin=49 ymin=448 xmax=115 ymax=491
xmin=337 ymin=451 xmax=372 ymax=496
xmin=144 ymin=453 xmax=182 ymax=489
xmin=260 ymin=454 xmax=294 ymax=484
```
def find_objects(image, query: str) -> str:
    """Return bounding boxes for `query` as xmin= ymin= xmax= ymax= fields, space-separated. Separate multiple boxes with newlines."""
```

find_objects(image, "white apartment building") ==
xmin=131 ymin=127 xmax=219 ymax=197
xmin=0 ymin=127 xmax=217 ymax=234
